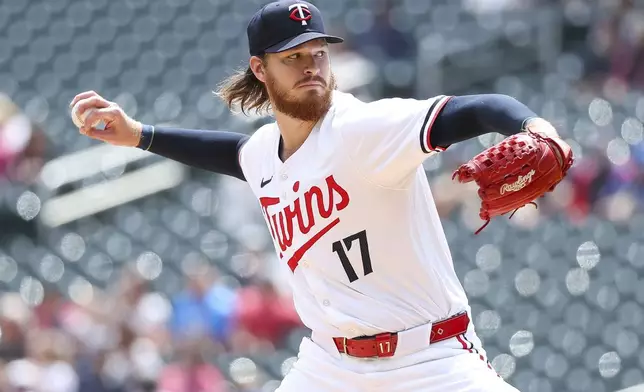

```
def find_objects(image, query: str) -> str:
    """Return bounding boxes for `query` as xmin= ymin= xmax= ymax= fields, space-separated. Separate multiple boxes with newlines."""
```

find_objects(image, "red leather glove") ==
xmin=452 ymin=130 xmax=574 ymax=234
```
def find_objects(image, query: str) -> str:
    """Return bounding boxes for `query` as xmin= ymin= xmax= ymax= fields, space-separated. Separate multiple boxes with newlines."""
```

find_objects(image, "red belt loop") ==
xmin=375 ymin=333 xmax=395 ymax=357
xmin=430 ymin=311 xmax=470 ymax=343
xmin=333 ymin=312 xmax=470 ymax=359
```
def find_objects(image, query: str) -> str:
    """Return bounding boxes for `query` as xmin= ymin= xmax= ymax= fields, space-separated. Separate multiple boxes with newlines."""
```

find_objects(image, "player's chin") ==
xmin=290 ymin=90 xmax=321 ymax=103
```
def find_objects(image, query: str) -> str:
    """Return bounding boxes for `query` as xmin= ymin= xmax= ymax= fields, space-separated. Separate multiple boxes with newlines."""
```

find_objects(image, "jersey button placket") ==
xmin=305 ymin=273 xmax=332 ymax=313
xmin=278 ymin=170 xmax=288 ymax=199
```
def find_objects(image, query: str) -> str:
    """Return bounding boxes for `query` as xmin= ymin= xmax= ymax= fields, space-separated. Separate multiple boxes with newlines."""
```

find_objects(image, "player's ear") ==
xmin=249 ymin=56 xmax=267 ymax=83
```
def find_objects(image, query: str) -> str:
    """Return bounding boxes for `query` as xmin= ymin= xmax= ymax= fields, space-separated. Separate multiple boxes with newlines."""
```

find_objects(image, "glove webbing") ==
xmin=475 ymin=201 xmax=538 ymax=235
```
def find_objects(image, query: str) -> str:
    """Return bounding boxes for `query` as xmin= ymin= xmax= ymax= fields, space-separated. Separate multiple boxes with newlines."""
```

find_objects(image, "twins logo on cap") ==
xmin=289 ymin=4 xmax=312 ymax=25
xmin=246 ymin=1 xmax=344 ymax=56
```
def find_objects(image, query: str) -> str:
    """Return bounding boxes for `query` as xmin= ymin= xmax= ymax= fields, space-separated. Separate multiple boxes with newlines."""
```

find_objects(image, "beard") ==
xmin=265 ymin=72 xmax=336 ymax=122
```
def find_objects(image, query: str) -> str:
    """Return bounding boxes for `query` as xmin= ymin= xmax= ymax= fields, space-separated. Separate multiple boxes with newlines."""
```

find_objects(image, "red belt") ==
xmin=332 ymin=312 xmax=470 ymax=358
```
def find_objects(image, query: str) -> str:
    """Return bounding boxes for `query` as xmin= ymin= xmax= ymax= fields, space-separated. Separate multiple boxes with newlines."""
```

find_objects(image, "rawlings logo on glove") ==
xmin=452 ymin=127 xmax=574 ymax=234
xmin=500 ymin=169 xmax=536 ymax=194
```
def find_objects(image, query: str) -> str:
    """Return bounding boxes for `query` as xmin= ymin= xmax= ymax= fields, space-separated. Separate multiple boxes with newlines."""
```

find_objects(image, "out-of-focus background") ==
xmin=0 ymin=0 xmax=643 ymax=391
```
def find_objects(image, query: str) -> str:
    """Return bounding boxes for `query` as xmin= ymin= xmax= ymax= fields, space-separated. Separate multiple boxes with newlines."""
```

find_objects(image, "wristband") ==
xmin=520 ymin=117 xmax=540 ymax=131
xmin=137 ymin=124 xmax=155 ymax=150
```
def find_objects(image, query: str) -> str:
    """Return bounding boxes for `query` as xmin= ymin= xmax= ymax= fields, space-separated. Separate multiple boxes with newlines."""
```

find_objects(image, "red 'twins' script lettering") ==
xmin=258 ymin=175 xmax=350 ymax=256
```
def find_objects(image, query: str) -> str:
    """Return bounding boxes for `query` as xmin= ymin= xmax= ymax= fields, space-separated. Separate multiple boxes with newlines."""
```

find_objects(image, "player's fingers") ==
xmin=73 ymin=96 xmax=112 ymax=117
xmin=83 ymin=106 xmax=121 ymax=129
xmin=82 ymin=126 xmax=116 ymax=141
xmin=69 ymin=91 xmax=100 ymax=109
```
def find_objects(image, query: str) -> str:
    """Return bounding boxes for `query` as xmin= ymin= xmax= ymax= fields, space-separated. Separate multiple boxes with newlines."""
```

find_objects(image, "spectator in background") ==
xmin=603 ymin=1 xmax=644 ymax=90
xmin=156 ymin=336 xmax=226 ymax=392
xmin=579 ymin=0 xmax=644 ymax=94
xmin=233 ymin=278 xmax=301 ymax=349
xmin=0 ymin=93 xmax=46 ymax=185
xmin=5 ymin=328 xmax=79 ymax=392
xmin=629 ymin=142 xmax=644 ymax=206
xmin=76 ymin=348 xmax=128 ymax=392
xmin=0 ymin=293 xmax=30 ymax=363
xmin=0 ymin=93 xmax=47 ymax=243
xmin=0 ymin=316 xmax=26 ymax=363
xmin=66 ymin=266 xmax=158 ymax=392
xmin=567 ymin=148 xmax=613 ymax=220
xmin=31 ymin=287 xmax=67 ymax=330
xmin=168 ymin=265 xmax=237 ymax=348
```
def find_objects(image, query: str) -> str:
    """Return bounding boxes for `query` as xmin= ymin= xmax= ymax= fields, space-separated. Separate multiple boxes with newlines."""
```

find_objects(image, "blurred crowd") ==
xmin=0 ymin=263 xmax=301 ymax=392
xmin=1 ymin=0 xmax=644 ymax=391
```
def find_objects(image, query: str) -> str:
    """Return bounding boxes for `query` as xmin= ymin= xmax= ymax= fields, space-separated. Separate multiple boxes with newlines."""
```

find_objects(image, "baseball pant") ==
xmin=276 ymin=321 xmax=521 ymax=392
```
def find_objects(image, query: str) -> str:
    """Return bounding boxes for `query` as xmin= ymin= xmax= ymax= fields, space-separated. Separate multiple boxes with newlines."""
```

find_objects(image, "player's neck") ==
xmin=274 ymin=111 xmax=317 ymax=161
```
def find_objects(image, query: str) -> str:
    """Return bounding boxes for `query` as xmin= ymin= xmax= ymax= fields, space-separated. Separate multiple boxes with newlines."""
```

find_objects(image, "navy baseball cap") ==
xmin=247 ymin=1 xmax=344 ymax=56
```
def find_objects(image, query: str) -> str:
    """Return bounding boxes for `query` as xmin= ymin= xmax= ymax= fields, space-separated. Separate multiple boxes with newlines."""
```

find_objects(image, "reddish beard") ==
xmin=265 ymin=72 xmax=336 ymax=122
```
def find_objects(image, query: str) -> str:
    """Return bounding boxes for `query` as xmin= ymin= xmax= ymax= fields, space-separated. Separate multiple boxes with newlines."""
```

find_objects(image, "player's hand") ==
xmin=69 ymin=91 xmax=142 ymax=147
xmin=523 ymin=117 xmax=560 ymax=140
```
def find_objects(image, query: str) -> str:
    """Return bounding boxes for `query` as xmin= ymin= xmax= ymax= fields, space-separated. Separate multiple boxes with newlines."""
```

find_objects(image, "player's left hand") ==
xmin=452 ymin=119 xmax=574 ymax=234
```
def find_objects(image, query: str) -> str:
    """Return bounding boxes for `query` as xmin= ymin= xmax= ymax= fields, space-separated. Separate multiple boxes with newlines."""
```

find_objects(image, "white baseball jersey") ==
xmin=238 ymin=90 xmax=469 ymax=339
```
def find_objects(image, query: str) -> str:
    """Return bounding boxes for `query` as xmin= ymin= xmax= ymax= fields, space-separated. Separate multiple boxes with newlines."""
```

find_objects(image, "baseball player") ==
xmin=69 ymin=1 xmax=573 ymax=391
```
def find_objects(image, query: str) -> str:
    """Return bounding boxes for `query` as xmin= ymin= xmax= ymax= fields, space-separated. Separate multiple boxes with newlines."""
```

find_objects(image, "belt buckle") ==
xmin=342 ymin=337 xmax=348 ymax=354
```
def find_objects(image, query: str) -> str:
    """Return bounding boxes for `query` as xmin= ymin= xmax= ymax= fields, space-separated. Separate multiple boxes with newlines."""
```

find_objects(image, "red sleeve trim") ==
xmin=420 ymin=95 xmax=452 ymax=153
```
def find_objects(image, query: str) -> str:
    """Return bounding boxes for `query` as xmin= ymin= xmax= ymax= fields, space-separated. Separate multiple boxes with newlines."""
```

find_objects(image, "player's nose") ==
xmin=304 ymin=66 xmax=321 ymax=77
xmin=302 ymin=56 xmax=321 ymax=76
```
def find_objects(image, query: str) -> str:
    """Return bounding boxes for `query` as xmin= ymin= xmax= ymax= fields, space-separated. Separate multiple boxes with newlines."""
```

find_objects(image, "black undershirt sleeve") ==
xmin=429 ymin=94 xmax=539 ymax=150
xmin=138 ymin=125 xmax=249 ymax=181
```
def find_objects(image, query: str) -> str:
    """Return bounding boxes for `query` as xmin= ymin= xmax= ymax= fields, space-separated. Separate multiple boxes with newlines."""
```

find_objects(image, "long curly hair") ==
xmin=214 ymin=56 xmax=271 ymax=116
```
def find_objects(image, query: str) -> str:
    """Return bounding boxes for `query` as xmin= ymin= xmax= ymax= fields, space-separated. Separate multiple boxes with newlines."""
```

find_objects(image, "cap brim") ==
xmin=264 ymin=32 xmax=344 ymax=54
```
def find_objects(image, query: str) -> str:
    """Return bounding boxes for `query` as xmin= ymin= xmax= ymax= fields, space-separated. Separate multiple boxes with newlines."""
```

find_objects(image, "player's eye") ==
xmin=315 ymin=51 xmax=326 ymax=57
xmin=287 ymin=53 xmax=299 ymax=60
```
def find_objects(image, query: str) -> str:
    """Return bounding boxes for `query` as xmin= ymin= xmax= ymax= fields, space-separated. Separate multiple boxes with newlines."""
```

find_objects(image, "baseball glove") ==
xmin=452 ymin=130 xmax=574 ymax=234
